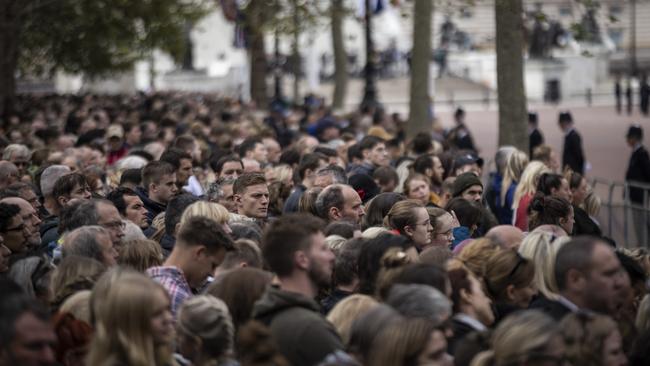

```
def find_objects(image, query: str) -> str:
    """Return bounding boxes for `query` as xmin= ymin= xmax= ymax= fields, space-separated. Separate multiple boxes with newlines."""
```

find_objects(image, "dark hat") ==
xmin=455 ymin=107 xmax=465 ymax=118
xmin=627 ymin=125 xmax=643 ymax=139
xmin=452 ymin=172 xmax=483 ymax=197
xmin=558 ymin=112 xmax=573 ymax=124
xmin=348 ymin=174 xmax=380 ymax=203
xmin=314 ymin=117 xmax=340 ymax=137
xmin=454 ymin=153 xmax=484 ymax=170
xmin=528 ymin=112 xmax=538 ymax=124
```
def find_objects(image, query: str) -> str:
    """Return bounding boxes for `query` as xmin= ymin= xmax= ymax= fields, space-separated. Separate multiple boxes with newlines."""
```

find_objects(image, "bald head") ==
xmin=486 ymin=225 xmax=524 ymax=249
xmin=40 ymin=165 xmax=71 ymax=198
xmin=0 ymin=161 xmax=19 ymax=189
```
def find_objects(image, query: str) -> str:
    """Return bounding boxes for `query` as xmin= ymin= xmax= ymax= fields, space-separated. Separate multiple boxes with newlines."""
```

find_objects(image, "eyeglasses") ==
xmin=508 ymin=252 xmax=526 ymax=278
xmin=101 ymin=221 xmax=126 ymax=231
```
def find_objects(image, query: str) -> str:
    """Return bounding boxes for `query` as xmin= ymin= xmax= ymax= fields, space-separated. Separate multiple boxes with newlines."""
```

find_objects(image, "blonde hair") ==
xmin=50 ymin=256 xmax=106 ymax=309
xmin=368 ymin=319 xmax=443 ymax=366
xmin=561 ymin=313 xmax=620 ymax=366
xmin=361 ymin=226 xmax=389 ymax=239
xmin=325 ymin=235 xmax=347 ymax=253
xmin=501 ymin=150 xmax=529 ymax=206
xmin=512 ymin=161 xmax=551 ymax=211
xmin=484 ymin=249 xmax=535 ymax=302
xmin=87 ymin=270 xmax=174 ymax=366
xmin=326 ymin=294 xmax=379 ymax=345
xmin=518 ymin=231 xmax=570 ymax=300
xmin=180 ymin=201 xmax=230 ymax=227
xmin=60 ymin=290 xmax=92 ymax=324
xmin=177 ymin=295 xmax=234 ymax=362
xmin=118 ymin=239 xmax=163 ymax=272
xmin=455 ymin=238 xmax=501 ymax=277
xmin=583 ymin=189 xmax=601 ymax=217
xmin=471 ymin=311 xmax=560 ymax=366
xmin=268 ymin=164 xmax=293 ymax=185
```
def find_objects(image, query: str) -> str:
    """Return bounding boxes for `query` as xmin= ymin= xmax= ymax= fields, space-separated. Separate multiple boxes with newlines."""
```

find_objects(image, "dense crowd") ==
xmin=0 ymin=92 xmax=649 ymax=366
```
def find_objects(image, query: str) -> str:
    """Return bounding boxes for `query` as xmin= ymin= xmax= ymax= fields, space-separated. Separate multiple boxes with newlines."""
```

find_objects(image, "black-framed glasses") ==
xmin=508 ymin=252 xmax=526 ymax=278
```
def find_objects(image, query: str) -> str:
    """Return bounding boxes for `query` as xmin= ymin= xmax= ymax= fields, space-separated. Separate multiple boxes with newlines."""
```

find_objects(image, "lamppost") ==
xmin=360 ymin=0 xmax=380 ymax=111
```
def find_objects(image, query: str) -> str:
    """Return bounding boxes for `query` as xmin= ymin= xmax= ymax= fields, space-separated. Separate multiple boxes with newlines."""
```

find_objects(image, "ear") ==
xmin=506 ymin=284 xmax=517 ymax=301
xmin=294 ymin=250 xmax=309 ymax=271
xmin=194 ymin=245 xmax=207 ymax=260
xmin=459 ymin=287 xmax=472 ymax=304
xmin=362 ymin=148 xmax=371 ymax=160
xmin=234 ymin=194 xmax=242 ymax=205
xmin=149 ymin=182 xmax=158 ymax=194
xmin=403 ymin=225 xmax=415 ymax=237
xmin=425 ymin=168 xmax=433 ymax=177
xmin=239 ymin=262 xmax=248 ymax=268
xmin=328 ymin=206 xmax=341 ymax=221
xmin=174 ymin=222 xmax=181 ymax=237
xmin=57 ymin=195 xmax=68 ymax=207
xmin=566 ymin=268 xmax=585 ymax=290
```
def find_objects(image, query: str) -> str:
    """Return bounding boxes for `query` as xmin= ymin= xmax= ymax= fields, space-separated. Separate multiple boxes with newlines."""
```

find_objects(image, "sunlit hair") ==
xmin=583 ymin=190 xmax=601 ymax=217
xmin=50 ymin=255 xmax=106 ymax=309
xmin=367 ymin=318 xmax=443 ymax=366
xmin=483 ymin=249 xmax=535 ymax=303
xmin=512 ymin=161 xmax=551 ymax=212
xmin=326 ymin=294 xmax=379 ymax=345
xmin=177 ymin=295 xmax=234 ymax=362
xmin=268 ymin=164 xmax=293 ymax=184
xmin=518 ymin=231 xmax=570 ymax=300
xmin=561 ymin=312 xmax=620 ymax=366
xmin=501 ymin=150 xmax=529 ymax=206
xmin=471 ymin=311 xmax=560 ymax=366
xmin=118 ymin=239 xmax=163 ymax=272
xmin=180 ymin=201 xmax=230 ymax=227
xmin=383 ymin=199 xmax=424 ymax=235
xmin=454 ymin=238 xmax=501 ymax=278
xmin=87 ymin=270 xmax=173 ymax=366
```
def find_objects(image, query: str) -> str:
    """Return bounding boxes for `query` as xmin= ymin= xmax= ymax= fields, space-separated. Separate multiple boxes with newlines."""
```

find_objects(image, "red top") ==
xmin=514 ymin=193 xmax=533 ymax=231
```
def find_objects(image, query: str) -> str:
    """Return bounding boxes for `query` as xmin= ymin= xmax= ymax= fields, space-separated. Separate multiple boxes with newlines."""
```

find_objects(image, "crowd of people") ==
xmin=0 ymin=92 xmax=649 ymax=366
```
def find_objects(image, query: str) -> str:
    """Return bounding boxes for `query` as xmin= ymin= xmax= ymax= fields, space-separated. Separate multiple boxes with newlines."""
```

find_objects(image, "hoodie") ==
xmin=134 ymin=186 xmax=166 ymax=225
xmin=253 ymin=286 xmax=343 ymax=366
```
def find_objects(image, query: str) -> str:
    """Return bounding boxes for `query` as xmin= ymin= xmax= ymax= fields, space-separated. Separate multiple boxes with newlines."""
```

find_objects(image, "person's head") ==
xmin=141 ymin=161 xmax=178 ymax=204
xmin=4 ymin=183 xmax=41 ymax=214
xmin=372 ymin=166 xmax=399 ymax=193
xmin=87 ymin=270 xmax=174 ymax=366
xmin=519 ymin=231 xmax=569 ymax=300
xmin=0 ymin=162 xmax=19 ymax=190
xmin=403 ymin=173 xmax=432 ymax=206
xmin=413 ymin=154 xmax=445 ymax=186
xmin=233 ymin=173 xmax=269 ymax=219
xmin=40 ymin=165 xmax=71 ymax=200
xmin=454 ymin=239 xmax=501 ymax=278
xmin=447 ymin=264 xmax=494 ymax=326
xmin=0 ymin=197 xmax=41 ymax=248
xmin=206 ymin=268 xmax=272 ymax=332
xmin=173 ymin=217 xmax=235 ymax=288
xmin=359 ymin=136 xmax=389 ymax=167
xmin=384 ymin=200 xmax=433 ymax=250
xmin=0 ymin=294 xmax=57 ymax=366
xmin=502 ymin=149 xmax=528 ymax=187
xmin=537 ymin=173 xmax=572 ymax=202
xmin=471 ymin=310 xmax=564 ymax=366
xmin=176 ymin=295 xmax=234 ymax=365
xmin=347 ymin=304 xmax=403 ymax=363
xmin=385 ymin=283 xmax=452 ymax=325
xmin=179 ymin=201 xmax=231 ymax=235
xmin=528 ymin=112 xmax=538 ymax=127
xmin=2 ymin=144 xmax=30 ymax=175
xmin=215 ymin=239 xmax=262 ymax=275
xmin=262 ymin=137 xmax=281 ymax=164
xmin=561 ymin=312 xmax=627 ymax=366
xmin=384 ymin=263 xmax=450 ymax=299
xmin=119 ymin=168 xmax=142 ymax=189
xmin=367 ymin=318 xmax=452 ymax=366
xmin=52 ymin=173 xmax=92 ymax=208
xmin=207 ymin=178 xmax=237 ymax=213
xmin=62 ymin=226 xmax=118 ymax=266
xmin=160 ymin=148 xmax=193 ymax=187
xmin=315 ymin=184 xmax=365 ymax=224
xmin=51 ymin=312 xmax=93 ymax=366
xmin=298 ymin=153 xmax=328 ymax=188
xmin=229 ymin=222 xmax=263 ymax=244
xmin=486 ymin=225 xmax=525 ymax=250
xmin=626 ymin=124 xmax=643 ymax=147
xmin=427 ymin=207 xmax=456 ymax=248
xmin=118 ymin=239 xmax=163 ymax=272
xmin=324 ymin=221 xmax=361 ymax=240
xmin=528 ymin=195 xmax=574 ymax=235
xmin=361 ymin=192 xmax=406 ymax=230
xmin=314 ymin=164 xmax=348 ymax=188
xmin=0 ymin=202 xmax=26 ymax=254
xmin=484 ymin=249 xmax=536 ymax=308
xmin=298 ymin=186 xmax=322 ymax=216
xmin=454 ymin=107 xmax=465 ymax=123
xmin=262 ymin=213 xmax=333 ymax=291
xmin=558 ymin=111 xmax=574 ymax=131
xmin=566 ymin=170 xmax=588 ymax=206
xmin=357 ymin=233 xmax=417 ymax=295
xmin=50 ymin=255 xmax=106 ymax=309
xmin=453 ymin=154 xmax=481 ymax=177
xmin=212 ymin=155 xmax=244 ymax=181
xmin=445 ymin=197 xmax=482 ymax=234
xmin=331 ymin=238 xmax=365 ymax=290
xmin=106 ymin=187 xmax=148 ymax=229
xmin=532 ymin=145 xmax=560 ymax=172
xmin=555 ymin=237 xmax=625 ymax=315
xmin=238 ymin=138 xmax=268 ymax=164
xmin=326 ymin=294 xmax=379 ymax=345
xmin=452 ymin=172 xmax=483 ymax=202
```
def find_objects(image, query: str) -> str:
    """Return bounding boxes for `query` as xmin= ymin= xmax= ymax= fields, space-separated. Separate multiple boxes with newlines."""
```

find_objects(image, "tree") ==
xmin=495 ymin=0 xmax=528 ymax=152
xmin=0 ymin=0 xmax=208 ymax=120
xmin=331 ymin=0 xmax=347 ymax=110
xmin=406 ymin=0 xmax=434 ymax=140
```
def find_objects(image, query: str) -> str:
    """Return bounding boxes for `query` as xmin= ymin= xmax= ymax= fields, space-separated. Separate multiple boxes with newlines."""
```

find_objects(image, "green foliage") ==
xmin=18 ymin=0 xmax=210 ymax=78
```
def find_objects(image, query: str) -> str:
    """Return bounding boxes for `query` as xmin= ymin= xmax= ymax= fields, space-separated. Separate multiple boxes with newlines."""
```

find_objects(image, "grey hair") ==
xmin=122 ymin=220 xmax=146 ymax=242
xmin=177 ymin=295 xmax=234 ymax=359
xmin=65 ymin=200 xmax=102 ymax=231
xmin=40 ymin=165 xmax=71 ymax=197
xmin=8 ymin=256 xmax=53 ymax=298
xmin=2 ymin=144 xmax=30 ymax=160
xmin=317 ymin=165 xmax=348 ymax=185
xmin=495 ymin=146 xmax=516 ymax=174
xmin=116 ymin=156 xmax=148 ymax=172
xmin=315 ymin=184 xmax=346 ymax=219
xmin=385 ymin=284 xmax=451 ymax=326
xmin=206 ymin=177 xmax=236 ymax=201
xmin=62 ymin=225 xmax=111 ymax=262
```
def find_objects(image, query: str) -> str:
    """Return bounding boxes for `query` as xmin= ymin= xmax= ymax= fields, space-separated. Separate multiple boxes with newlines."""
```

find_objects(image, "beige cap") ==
xmin=107 ymin=124 xmax=124 ymax=139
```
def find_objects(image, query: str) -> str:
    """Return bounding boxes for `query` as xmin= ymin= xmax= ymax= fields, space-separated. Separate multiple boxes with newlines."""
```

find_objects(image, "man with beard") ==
xmin=253 ymin=214 xmax=343 ymax=366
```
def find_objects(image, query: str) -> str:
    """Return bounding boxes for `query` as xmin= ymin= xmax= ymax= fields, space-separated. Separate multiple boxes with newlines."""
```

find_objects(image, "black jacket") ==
xmin=253 ymin=286 xmax=343 ymax=366
xmin=573 ymin=205 xmax=602 ymax=237
xmin=562 ymin=129 xmax=585 ymax=174
xmin=529 ymin=128 xmax=544 ymax=157
xmin=529 ymin=294 xmax=572 ymax=321
xmin=625 ymin=145 xmax=650 ymax=203
xmin=448 ymin=317 xmax=482 ymax=355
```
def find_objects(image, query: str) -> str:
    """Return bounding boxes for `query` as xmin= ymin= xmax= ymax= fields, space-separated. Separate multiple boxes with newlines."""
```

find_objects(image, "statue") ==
xmin=578 ymin=8 xmax=601 ymax=44
xmin=529 ymin=16 xmax=550 ymax=58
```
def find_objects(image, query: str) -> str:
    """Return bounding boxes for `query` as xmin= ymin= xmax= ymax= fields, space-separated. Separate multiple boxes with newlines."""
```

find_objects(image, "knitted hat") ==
xmin=452 ymin=172 xmax=483 ymax=197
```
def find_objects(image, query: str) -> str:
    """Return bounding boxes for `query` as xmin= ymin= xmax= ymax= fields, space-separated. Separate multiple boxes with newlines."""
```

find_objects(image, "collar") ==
xmin=454 ymin=313 xmax=488 ymax=331
xmin=564 ymin=127 xmax=575 ymax=136
xmin=633 ymin=143 xmax=643 ymax=152
xmin=557 ymin=295 xmax=580 ymax=312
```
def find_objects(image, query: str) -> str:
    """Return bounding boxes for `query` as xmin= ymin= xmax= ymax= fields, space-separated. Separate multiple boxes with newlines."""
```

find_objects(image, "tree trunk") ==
xmin=247 ymin=2 xmax=268 ymax=108
xmin=406 ymin=0 xmax=433 ymax=140
xmin=0 ymin=1 xmax=24 ymax=120
xmin=495 ymin=0 xmax=528 ymax=152
xmin=331 ymin=0 xmax=347 ymax=110
xmin=291 ymin=0 xmax=300 ymax=103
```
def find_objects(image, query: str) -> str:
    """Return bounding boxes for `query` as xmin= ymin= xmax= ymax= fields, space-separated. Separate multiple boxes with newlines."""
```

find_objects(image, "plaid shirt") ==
xmin=147 ymin=266 xmax=192 ymax=317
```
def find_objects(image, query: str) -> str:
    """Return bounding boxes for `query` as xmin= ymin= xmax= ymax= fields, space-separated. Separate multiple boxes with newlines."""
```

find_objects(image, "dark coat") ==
xmin=529 ymin=295 xmax=572 ymax=321
xmin=134 ymin=186 xmax=166 ymax=225
xmin=563 ymin=129 xmax=585 ymax=175
xmin=573 ymin=205 xmax=602 ymax=237
xmin=448 ymin=318 xmax=480 ymax=355
xmin=253 ymin=286 xmax=344 ymax=366
xmin=625 ymin=145 xmax=650 ymax=203
xmin=529 ymin=128 xmax=544 ymax=156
